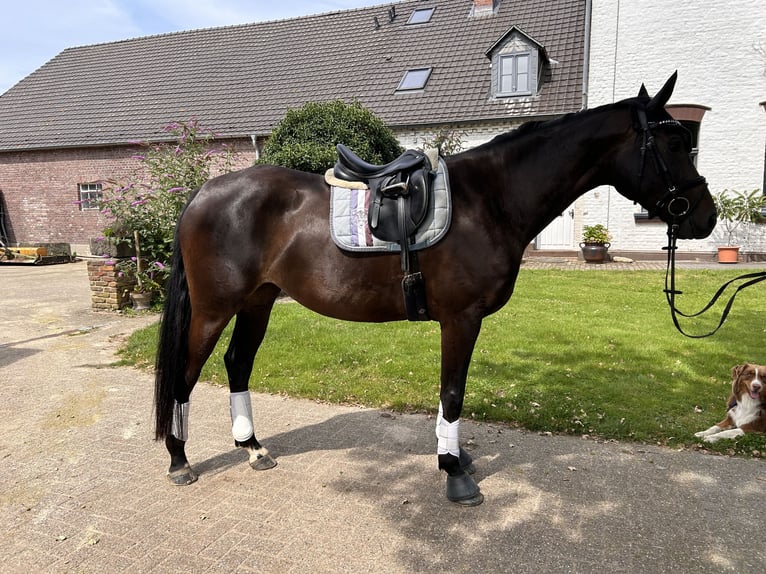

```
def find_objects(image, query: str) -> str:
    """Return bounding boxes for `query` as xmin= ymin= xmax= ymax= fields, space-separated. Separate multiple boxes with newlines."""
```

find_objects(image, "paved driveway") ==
xmin=1 ymin=261 xmax=764 ymax=573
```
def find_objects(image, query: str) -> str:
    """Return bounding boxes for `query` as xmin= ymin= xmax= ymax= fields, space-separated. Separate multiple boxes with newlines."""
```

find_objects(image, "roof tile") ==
xmin=0 ymin=0 xmax=584 ymax=150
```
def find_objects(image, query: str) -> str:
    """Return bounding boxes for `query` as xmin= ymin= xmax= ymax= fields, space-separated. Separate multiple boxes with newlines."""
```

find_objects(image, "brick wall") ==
xmin=87 ymin=259 xmax=135 ymax=311
xmin=1 ymin=146 xmax=144 ymax=246
xmin=0 ymin=139 xmax=256 ymax=249
xmin=6 ymin=128 xmax=549 ymax=250
xmin=394 ymin=119 xmax=526 ymax=151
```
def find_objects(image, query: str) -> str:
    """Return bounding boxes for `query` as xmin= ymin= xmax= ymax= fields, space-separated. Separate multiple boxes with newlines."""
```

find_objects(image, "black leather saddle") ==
xmin=334 ymin=145 xmax=428 ymax=181
xmin=333 ymin=144 xmax=435 ymax=244
xmin=333 ymin=144 xmax=437 ymax=321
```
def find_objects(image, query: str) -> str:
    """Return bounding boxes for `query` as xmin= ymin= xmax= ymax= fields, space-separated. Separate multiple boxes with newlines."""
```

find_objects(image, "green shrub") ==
xmin=258 ymin=100 xmax=402 ymax=173
xmin=712 ymin=189 xmax=766 ymax=246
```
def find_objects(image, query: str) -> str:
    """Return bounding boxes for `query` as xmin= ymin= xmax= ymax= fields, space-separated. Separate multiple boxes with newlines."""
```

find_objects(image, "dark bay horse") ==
xmin=154 ymin=73 xmax=716 ymax=505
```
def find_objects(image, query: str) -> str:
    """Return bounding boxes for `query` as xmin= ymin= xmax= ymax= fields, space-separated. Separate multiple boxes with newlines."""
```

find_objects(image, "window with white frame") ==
xmin=78 ymin=183 xmax=102 ymax=211
xmin=486 ymin=27 xmax=544 ymax=99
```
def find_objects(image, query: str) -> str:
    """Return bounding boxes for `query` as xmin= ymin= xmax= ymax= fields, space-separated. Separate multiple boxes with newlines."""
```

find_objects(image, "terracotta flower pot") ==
xmin=716 ymin=246 xmax=740 ymax=264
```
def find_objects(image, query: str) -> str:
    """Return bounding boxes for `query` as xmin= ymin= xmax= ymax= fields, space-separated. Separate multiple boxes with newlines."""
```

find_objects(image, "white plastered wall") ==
xmin=586 ymin=0 xmax=766 ymax=255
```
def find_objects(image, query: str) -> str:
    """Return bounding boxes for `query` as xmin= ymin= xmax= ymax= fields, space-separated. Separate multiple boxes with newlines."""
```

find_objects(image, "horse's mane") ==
xmin=464 ymin=97 xmax=644 ymax=153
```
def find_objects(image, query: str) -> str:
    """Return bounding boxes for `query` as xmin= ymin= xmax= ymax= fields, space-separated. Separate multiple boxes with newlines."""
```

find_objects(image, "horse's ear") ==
xmin=647 ymin=71 xmax=678 ymax=111
xmin=637 ymin=83 xmax=649 ymax=99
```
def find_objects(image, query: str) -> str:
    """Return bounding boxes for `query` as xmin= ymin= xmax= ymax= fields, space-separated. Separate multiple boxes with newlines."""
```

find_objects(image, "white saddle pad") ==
xmin=328 ymin=157 xmax=451 ymax=253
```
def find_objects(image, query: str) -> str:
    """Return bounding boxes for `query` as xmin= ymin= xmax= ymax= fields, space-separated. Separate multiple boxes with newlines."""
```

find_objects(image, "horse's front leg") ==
xmin=437 ymin=317 xmax=484 ymax=506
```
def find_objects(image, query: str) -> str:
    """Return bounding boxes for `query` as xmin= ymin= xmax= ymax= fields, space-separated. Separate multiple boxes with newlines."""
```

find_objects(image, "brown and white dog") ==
xmin=695 ymin=363 xmax=766 ymax=442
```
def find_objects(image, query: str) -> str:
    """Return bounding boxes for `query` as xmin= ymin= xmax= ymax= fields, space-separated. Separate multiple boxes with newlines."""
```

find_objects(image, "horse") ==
xmin=154 ymin=73 xmax=716 ymax=506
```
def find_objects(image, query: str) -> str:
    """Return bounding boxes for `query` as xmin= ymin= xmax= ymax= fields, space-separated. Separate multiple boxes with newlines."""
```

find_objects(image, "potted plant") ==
xmin=118 ymin=257 xmax=166 ymax=309
xmin=712 ymin=189 xmax=766 ymax=263
xmin=580 ymin=224 xmax=611 ymax=263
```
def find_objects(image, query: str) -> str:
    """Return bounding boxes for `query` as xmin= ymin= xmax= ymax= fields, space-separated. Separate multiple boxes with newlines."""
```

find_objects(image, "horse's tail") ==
xmin=154 ymin=227 xmax=191 ymax=441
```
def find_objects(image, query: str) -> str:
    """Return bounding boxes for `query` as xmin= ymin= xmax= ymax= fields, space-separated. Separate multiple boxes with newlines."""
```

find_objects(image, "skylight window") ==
xmin=396 ymin=68 xmax=432 ymax=91
xmin=407 ymin=7 xmax=435 ymax=24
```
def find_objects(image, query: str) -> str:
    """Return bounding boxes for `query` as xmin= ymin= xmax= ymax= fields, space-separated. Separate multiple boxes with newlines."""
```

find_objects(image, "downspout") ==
xmin=250 ymin=134 xmax=260 ymax=161
xmin=582 ymin=0 xmax=592 ymax=110
xmin=576 ymin=0 xmax=594 ymax=249
xmin=607 ymin=0 xmax=621 ymax=226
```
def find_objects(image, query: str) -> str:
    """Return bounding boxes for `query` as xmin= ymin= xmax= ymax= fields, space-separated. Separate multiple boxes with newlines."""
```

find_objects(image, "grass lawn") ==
xmin=119 ymin=268 xmax=766 ymax=457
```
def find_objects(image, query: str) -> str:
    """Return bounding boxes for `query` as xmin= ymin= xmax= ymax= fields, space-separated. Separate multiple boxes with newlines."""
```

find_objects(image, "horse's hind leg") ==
xmin=225 ymin=300 xmax=278 ymax=470
xmin=166 ymin=312 xmax=231 ymax=485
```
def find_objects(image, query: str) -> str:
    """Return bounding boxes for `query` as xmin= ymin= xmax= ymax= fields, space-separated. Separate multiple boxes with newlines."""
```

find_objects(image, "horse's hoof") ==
xmin=453 ymin=492 xmax=485 ymax=506
xmin=249 ymin=452 xmax=277 ymax=471
xmin=446 ymin=472 xmax=483 ymax=506
xmin=167 ymin=464 xmax=198 ymax=486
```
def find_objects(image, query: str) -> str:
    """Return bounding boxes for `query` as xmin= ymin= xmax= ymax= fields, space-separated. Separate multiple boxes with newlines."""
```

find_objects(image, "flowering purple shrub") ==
xmin=116 ymin=258 xmax=167 ymax=294
xmin=98 ymin=119 xmax=239 ymax=294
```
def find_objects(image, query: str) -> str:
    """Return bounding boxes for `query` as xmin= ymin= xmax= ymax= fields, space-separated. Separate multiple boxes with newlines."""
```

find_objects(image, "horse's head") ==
xmin=617 ymin=73 xmax=716 ymax=240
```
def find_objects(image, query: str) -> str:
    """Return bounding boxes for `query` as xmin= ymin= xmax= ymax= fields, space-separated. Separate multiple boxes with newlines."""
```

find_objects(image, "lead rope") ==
xmin=664 ymin=224 xmax=766 ymax=338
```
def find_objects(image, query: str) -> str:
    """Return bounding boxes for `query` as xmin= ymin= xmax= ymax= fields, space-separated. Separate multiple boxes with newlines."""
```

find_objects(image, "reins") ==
xmin=635 ymin=106 xmax=766 ymax=338
xmin=663 ymin=224 xmax=766 ymax=338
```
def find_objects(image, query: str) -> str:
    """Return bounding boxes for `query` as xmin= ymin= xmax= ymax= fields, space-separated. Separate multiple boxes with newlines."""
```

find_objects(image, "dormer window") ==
xmin=486 ymin=27 xmax=548 ymax=99
xmin=499 ymin=53 xmax=530 ymax=95
xmin=407 ymin=7 xmax=435 ymax=24
xmin=396 ymin=67 xmax=432 ymax=92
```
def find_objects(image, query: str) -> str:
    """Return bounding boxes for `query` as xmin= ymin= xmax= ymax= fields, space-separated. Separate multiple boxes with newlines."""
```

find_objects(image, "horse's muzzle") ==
xmin=676 ymin=210 xmax=716 ymax=240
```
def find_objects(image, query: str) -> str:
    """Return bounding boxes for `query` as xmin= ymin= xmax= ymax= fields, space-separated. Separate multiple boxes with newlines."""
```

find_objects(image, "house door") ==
xmin=535 ymin=206 xmax=574 ymax=250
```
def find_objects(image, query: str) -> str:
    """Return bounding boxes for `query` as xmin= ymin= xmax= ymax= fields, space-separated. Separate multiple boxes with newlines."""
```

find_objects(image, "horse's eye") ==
xmin=668 ymin=137 xmax=682 ymax=153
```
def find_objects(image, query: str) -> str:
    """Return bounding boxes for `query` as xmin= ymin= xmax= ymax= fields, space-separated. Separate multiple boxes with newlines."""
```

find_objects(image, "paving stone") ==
xmin=1 ymin=260 xmax=765 ymax=574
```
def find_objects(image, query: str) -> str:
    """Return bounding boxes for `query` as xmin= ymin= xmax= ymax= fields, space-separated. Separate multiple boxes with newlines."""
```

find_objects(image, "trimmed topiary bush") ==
xmin=258 ymin=100 xmax=402 ymax=173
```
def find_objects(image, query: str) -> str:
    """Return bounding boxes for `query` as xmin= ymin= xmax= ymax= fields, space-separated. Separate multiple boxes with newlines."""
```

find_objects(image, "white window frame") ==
xmin=78 ymin=183 xmax=102 ymax=211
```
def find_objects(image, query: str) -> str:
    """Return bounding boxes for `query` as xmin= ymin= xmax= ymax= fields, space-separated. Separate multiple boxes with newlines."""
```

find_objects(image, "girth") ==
xmin=333 ymin=144 xmax=437 ymax=321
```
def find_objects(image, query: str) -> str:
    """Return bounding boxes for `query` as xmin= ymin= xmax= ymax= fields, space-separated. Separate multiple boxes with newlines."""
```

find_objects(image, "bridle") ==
xmin=636 ymin=107 xmax=705 ymax=221
xmin=635 ymin=107 xmax=766 ymax=338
